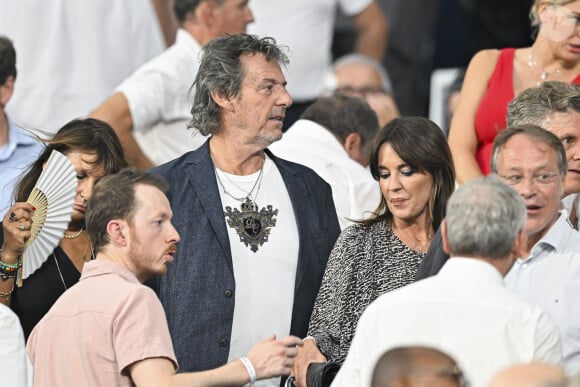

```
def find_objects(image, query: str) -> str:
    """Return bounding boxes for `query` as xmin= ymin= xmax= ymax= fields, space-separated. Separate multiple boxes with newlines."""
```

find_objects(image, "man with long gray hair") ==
xmin=150 ymin=34 xmax=341 ymax=385
xmin=332 ymin=176 xmax=561 ymax=387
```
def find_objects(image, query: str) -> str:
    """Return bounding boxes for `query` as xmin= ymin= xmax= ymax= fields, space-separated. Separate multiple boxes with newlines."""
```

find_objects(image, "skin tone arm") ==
xmin=447 ymin=49 xmax=500 ymax=184
xmin=130 ymin=335 xmax=303 ymax=387
xmin=351 ymin=1 xmax=388 ymax=61
xmin=152 ymin=0 xmax=178 ymax=47
xmin=90 ymin=93 xmax=155 ymax=170
xmin=0 ymin=203 xmax=35 ymax=306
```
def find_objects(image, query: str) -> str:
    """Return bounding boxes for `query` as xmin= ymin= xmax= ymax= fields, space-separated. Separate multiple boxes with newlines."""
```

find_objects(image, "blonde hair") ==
xmin=530 ymin=0 xmax=577 ymax=27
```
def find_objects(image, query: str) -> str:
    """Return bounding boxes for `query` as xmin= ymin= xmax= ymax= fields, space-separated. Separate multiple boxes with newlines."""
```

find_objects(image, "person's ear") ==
xmin=106 ymin=219 xmax=129 ymax=246
xmin=0 ymin=75 xmax=15 ymax=108
xmin=441 ymin=219 xmax=451 ymax=254
xmin=210 ymin=90 xmax=235 ymax=112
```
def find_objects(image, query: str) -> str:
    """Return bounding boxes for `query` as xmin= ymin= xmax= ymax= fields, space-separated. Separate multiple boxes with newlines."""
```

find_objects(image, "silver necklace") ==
xmin=528 ymin=50 xmax=561 ymax=85
xmin=215 ymin=157 xmax=265 ymax=203
xmin=393 ymin=224 xmax=432 ymax=253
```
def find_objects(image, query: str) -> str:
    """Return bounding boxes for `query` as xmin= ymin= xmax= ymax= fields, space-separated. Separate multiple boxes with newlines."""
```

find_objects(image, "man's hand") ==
xmin=247 ymin=334 xmax=304 ymax=380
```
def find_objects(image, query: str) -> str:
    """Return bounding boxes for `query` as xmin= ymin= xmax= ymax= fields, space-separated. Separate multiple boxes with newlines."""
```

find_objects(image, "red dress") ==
xmin=474 ymin=48 xmax=580 ymax=175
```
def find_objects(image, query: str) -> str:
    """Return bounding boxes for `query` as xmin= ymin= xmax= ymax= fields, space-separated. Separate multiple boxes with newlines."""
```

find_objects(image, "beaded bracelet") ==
xmin=0 ymin=250 xmax=21 ymax=280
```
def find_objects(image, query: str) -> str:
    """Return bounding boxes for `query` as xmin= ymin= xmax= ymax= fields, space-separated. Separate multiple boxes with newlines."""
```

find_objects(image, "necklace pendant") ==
xmin=224 ymin=197 xmax=278 ymax=252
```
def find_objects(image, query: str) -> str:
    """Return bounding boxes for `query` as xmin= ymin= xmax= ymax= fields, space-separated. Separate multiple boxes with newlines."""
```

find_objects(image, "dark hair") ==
xmin=364 ymin=117 xmax=455 ymax=231
xmin=189 ymin=34 xmax=289 ymax=135
xmin=301 ymin=95 xmax=379 ymax=158
xmin=15 ymin=119 xmax=128 ymax=202
xmin=87 ymin=168 xmax=168 ymax=253
xmin=0 ymin=35 xmax=16 ymax=84
xmin=173 ymin=0 xmax=223 ymax=23
xmin=491 ymin=124 xmax=567 ymax=175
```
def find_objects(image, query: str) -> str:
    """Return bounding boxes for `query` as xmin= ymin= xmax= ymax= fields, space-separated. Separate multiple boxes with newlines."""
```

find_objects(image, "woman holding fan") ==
xmin=0 ymin=118 xmax=127 ymax=338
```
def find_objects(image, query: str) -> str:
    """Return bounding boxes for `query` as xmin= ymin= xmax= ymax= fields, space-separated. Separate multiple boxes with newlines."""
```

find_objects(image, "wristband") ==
xmin=240 ymin=356 xmax=256 ymax=386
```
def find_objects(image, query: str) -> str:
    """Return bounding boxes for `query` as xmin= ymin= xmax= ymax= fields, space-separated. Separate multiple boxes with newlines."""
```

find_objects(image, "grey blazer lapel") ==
xmin=187 ymin=142 xmax=233 ymax=266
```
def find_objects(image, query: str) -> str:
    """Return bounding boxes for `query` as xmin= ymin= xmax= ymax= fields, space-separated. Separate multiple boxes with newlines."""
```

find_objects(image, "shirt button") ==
xmin=522 ymin=263 xmax=528 ymax=269
xmin=219 ymin=338 xmax=228 ymax=347
xmin=224 ymin=289 xmax=233 ymax=298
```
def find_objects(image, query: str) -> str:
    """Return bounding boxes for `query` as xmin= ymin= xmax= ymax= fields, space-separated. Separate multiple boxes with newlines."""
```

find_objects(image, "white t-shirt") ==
xmin=247 ymin=0 xmax=372 ymax=101
xmin=0 ymin=0 xmax=164 ymax=133
xmin=117 ymin=29 xmax=209 ymax=165
xmin=216 ymin=156 xmax=299 ymax=387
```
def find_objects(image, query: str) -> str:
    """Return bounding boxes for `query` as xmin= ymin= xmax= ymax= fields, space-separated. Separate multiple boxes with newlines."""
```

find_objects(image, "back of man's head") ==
xmin=445 ymin=176 xmax=526 ymax=260
xmin=0 ymin=35 xmax=16 ymax=85
xmin=86 ymin=168 xmax=168 ymax=254
xmin=372 ymin=346 xmax=465 ymax=387
xmin=507 ymin=81 xmax=580 ymax=127
xmin=300 ymin=94 xmax=379 ymax=151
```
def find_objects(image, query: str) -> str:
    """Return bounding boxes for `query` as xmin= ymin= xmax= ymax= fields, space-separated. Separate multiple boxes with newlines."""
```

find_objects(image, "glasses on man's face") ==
xmin=406 ymin=365 xmax=470 ymax=387
xmin=335 ymin=86 xmax=386 ymax=98
xmin=498 ymin=172 xmax=561 ymax=187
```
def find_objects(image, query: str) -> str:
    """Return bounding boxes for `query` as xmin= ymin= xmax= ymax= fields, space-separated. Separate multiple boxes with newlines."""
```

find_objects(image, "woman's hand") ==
xmin=291 ymin=338 xmax=327 ymax=387
xmin=246 ymin=334 xmax=303 ymax=380
xmin=1 ymin=203 xmax=35 ymax=263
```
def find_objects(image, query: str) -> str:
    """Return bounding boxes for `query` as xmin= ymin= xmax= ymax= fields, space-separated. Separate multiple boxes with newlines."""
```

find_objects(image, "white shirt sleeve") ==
xmin=0 ymin=305 xmax=32 ymax=387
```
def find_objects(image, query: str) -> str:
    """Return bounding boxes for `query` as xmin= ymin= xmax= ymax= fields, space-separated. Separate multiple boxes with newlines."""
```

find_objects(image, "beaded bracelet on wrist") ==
xmin=0 ymin=257 xmax=21 ymax=280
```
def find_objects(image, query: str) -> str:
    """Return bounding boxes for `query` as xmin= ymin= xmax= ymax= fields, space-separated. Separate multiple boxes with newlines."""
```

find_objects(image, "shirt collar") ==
xmin=176 ymin=28 xmax=202 ymax=55
xmin=437 ymin=257 xmax=505 ymax=285
xmin=529 ymin=213 xmax=571 ymax=257
xmin=80 ymin=259 xmax=141 ymax=285
xmin=0 ymin=116 xmax=38 ymax=160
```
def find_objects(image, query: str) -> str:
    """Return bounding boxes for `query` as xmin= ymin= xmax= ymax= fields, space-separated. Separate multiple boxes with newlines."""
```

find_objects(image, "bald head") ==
xmin=488 ymin=363 xmax=567 ymax=387
xmin=372 ymin=346 xmax=465 ymax=387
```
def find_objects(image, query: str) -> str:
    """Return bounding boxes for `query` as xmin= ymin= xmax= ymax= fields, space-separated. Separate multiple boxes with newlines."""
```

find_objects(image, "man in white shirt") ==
xmin=332 ymin=175 xmax=562 ymax=387
xmin=91 ymin=0 xmax=254 ymax=169
xmin=490 ymin=125 xmax=580 ymax=375
xmin=0 ymin=0 xmax=165 ymax=134
xmin=269 ymin=95 xmax=380 ymax=229
xmin=0 ymin=304 xmax=31 ymax=387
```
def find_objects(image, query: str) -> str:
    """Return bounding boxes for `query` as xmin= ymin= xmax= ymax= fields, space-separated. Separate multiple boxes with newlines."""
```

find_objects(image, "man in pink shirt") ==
xmin=27 ymin=168 xmax=302 ymax=386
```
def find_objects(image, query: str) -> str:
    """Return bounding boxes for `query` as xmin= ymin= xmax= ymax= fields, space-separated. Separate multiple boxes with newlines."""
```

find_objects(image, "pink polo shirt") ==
xmin=27 ymin=260 xmax=177 ymax=386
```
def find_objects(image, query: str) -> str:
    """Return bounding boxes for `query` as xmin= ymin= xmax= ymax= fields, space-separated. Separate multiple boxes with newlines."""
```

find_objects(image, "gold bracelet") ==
xmin=0 ymin=281 xmax=14 ymax=298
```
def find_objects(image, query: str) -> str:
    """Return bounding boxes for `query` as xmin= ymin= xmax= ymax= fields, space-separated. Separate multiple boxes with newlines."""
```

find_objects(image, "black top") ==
xmin=414 ymin=227 xmax=450 ymax=281
xmin=0 ymin=229 xmax=80 ymax=339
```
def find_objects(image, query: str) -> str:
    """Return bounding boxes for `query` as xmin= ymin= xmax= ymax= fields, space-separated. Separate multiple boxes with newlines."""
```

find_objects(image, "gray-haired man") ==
xmin=150 ymin=34 xmax=341 ymax=385
xmin=333 ymin=175 xmax=562 ymax=387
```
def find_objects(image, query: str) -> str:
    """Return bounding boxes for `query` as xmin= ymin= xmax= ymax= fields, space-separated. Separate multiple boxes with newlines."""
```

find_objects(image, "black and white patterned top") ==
xmin=307 ymin=220 xmax=424 ymax=363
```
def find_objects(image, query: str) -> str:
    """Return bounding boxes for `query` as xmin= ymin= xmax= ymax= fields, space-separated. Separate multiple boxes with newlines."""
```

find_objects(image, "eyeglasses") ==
xmin=498 ymin=172 xmax=561 ymax=186
xmin=406 ymin=365 xmax=470 ymax=387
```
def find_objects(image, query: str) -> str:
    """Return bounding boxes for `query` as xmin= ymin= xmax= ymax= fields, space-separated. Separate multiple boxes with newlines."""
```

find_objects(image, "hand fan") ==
xmin=18 ymin=150 xmax=77 ymax=286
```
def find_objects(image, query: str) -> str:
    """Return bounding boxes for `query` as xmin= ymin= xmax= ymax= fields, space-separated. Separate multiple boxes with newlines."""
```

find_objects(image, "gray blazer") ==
xmin=149 ymin=141 xmax=341 ymax=372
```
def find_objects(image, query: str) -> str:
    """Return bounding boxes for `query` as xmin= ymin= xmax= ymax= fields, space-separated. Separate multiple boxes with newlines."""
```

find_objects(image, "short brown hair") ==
xmin=86 ymin=168 xmax=168 ymax=253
